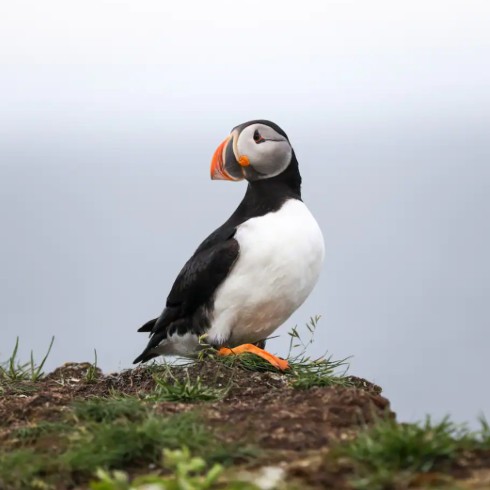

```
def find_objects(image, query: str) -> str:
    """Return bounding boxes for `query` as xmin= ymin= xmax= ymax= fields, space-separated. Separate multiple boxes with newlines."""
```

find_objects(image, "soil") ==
xmin=1 ymin=361 xmax=489 ymax=489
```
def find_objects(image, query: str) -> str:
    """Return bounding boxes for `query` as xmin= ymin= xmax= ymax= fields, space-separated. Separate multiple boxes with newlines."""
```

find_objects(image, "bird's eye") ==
xmin=253 ymin=129 xmax=265 ymax=143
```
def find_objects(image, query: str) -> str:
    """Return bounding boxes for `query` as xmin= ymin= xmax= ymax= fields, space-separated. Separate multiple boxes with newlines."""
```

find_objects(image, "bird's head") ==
xmin=210 ymin=120 xmax=294 ymax=182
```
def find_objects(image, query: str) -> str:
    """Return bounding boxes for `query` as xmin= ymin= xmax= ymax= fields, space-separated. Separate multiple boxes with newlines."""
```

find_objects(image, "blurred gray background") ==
xmin=1 ymin=1 xmax=489 ymax=425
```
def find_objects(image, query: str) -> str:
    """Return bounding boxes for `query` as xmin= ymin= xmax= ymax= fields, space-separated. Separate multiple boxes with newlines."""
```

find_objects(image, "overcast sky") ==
xmin=1 ymin=0 xmax=489 ymax=425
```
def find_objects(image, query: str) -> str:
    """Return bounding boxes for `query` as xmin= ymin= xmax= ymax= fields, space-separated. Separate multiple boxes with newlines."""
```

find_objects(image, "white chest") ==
xmin=209 ymin=199 xmax=325 ymax=346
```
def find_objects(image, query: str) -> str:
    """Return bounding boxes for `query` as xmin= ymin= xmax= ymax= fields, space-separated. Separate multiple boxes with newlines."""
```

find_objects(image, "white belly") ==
xmin=208 ymin=198 xmax=325 ymax=346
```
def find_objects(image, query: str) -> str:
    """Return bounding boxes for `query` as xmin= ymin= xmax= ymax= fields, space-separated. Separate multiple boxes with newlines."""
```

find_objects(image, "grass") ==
xmin=285 ymin=316 xmax=352 ymax=389
xmin=337 ymin=415 xmax=486 ymax=490
xmin=4 ymin=383 xmax=40 ymax=395
xmin=11 ymin=421 xmax=72 ymax=444
xmin=207 ymin=351 xmax=281 ymax=373
xmin=0 ymin=316 xmax=348 ymax=395
xmin=211 ymin=316 xmax=353 ymax=390
xmin=72 ymin=396 xmax=147 ymax=423
xmin=288 ymin=355 xmax=352 ymax=389
xmin=0 ymin=395 xmax=256 ymax=489
xmin=85 ymin=349 xmax=99 ymax=383
xmin=204 ymin=316 xmax=353 ymax=391
xmin=62 ymin=411 xmax=213 ymax=474
xmin=0 ymin=449 xmax=50 ymax=490
xmin=66 ymin=398 xmax=251 ymax=473
xmin=149 ymin=368 xmax=228 ymax=403
xmin=0 ymin=336 xmax=54 ymax=382
xmin=477 ymin=415 xmax=490 ymax=450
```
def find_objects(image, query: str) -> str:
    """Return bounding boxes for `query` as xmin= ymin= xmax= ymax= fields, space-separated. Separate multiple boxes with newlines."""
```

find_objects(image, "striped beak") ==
xmin=210 ymin=134 xmax=245 ymax=181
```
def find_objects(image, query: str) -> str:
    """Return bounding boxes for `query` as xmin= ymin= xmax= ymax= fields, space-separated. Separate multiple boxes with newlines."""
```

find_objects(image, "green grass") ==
xmin=11 ymin=421 xmax=72 ymax=444
xmin=0 ymin=449 xmax=50 ymax=490
xmin=338 ymin=416 xmax=483 ymax=490
xmin=149 ymin=368 xmax=228 ymax=403
xmin=63 ymin=411 xmax=214 ymax=474
xmin=0 ymin=396 xmax=256 ymax=489
xmin=0 ymin=336 xmax=54 ymax=382
xmin=85 ymin=349 xmax=99 ymax=383
xmin=4 ymin=383 xmax=40 ymax=395
xmin=205 ymin=316 xmax=353 ymax=390
xmin=477 ymin=415 xmax=490 ymax=450
xmin=215 ymin=350 xmax=352 ymax=389
xmin=66 ymin=398 xmax=249 ymax=473
xmin=209 ymin=351 xmax=282 ymax=373
xmin=72 ymin=396 xmax=147 ymax=423
xmin=287 ymin=355 xmax=352 ymax=389
xmin=285 ymin=316 xmax=352 ymax=389
xmin=284 ymin=319 xmax=352 ymax=390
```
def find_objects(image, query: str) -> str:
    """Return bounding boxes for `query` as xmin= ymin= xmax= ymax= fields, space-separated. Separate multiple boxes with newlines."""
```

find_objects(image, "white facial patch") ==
xmin=236 ymin=124 xmax=292 ymax=179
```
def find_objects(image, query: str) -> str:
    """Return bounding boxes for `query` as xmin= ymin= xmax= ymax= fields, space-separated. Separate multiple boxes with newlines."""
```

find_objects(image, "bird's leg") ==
xmin=253 ymin=339 xmax=266 ymax=349
xmin=218 ymin=344 xmax=289 ymax=371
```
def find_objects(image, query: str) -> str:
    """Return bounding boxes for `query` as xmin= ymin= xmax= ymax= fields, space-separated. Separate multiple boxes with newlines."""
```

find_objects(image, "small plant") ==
xmin=149 ymin=368 xmax=227 ymax=403
xmin=90 ymin=446 xmax=258 ymax=490
xmin=287 ymin=315 xmax=322 ymax=358
xmin=285 ymin=316 xmax=352 ymax=389
xmin=89 ymin=447 xmax=222 ymax=490
xmin=0 ymin=336 xmax=54 ymax=382
xmin=85 ymin=349 xmax=99 ymax=383
xmin=338 ymin=416 xmax=473 ymax=490
xmin=162 ymin=447 xmax=223 ymax=489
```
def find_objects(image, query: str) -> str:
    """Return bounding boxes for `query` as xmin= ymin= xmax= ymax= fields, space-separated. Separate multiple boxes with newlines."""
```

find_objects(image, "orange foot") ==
xmin=218 ymin=344 xmax=289 ymax=371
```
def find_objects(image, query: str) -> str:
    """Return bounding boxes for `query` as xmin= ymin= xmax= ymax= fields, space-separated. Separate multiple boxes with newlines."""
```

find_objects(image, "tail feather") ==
xmin=134 ymin=317 xmax=159 ymax=363
xmin=138 ymin=318 xmax=158 ymax=333
xmin=135 ymin=309 xmax=180 ymax=363
xmin=133 ymin=350 xmax=159 ymax=364
xmin=133 ymin=329 xmax=167 ymax=364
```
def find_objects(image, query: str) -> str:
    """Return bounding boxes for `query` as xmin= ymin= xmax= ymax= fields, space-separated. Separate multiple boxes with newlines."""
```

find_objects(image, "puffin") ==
xmin=133 ymin=120 xmax=324 ymax=370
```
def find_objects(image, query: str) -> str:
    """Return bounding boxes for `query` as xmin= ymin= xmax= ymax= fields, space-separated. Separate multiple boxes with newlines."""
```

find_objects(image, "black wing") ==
xmin=133 ymin=225 xmax=239 ymax=363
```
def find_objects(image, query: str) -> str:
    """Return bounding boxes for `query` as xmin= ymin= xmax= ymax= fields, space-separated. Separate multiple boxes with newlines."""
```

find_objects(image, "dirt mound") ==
xmin=0 ymin=360 xmax=390 ymax=443
xmin=1 ymin=360 xmax=489 ymax=489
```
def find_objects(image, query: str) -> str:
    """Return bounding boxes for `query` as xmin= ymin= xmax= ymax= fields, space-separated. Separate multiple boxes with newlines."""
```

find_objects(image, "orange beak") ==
xmin=210 ymin=135 xmax=244 ymax=181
